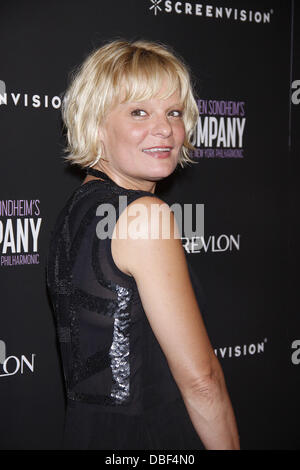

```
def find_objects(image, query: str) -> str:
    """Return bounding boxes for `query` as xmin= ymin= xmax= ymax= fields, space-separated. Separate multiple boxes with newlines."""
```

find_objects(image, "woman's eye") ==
xmin=131 ymin=109 xmax=147 ymax=117
xmin=169 ymin=110 xmax=183 ymax=118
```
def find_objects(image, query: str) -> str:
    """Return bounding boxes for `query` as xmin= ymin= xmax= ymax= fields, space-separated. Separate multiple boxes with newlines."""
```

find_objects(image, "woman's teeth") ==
xmin=143 ymin=148 xmax=171 ymax=153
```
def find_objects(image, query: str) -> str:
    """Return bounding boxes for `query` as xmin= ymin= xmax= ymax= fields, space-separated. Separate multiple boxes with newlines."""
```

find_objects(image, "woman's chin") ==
xmin=145 ymin=160 xmax=177 ymax=179
xmin=146 ymin=168 xmax=175 ymax=181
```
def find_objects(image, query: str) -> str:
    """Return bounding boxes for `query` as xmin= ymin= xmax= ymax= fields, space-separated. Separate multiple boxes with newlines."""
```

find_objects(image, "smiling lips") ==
xmin=142 ymin=146 xmax=173 ymax=159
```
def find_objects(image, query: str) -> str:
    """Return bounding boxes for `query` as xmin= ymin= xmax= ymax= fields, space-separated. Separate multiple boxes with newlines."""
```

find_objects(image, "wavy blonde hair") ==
xmin=62 ymin=39 xmax=199 ymax=168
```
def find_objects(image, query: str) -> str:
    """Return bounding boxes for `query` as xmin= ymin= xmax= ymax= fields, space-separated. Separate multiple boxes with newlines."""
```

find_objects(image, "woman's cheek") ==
xmin=130 ymin=126 xmax=148 ymax=141
xmin=175 ymin=123 xmax=186 ymax=145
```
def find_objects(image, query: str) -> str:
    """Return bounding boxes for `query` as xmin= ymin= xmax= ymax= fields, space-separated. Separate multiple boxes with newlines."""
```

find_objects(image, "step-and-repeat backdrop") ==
xmin=0 ymin=0 xmax=298 ymax=449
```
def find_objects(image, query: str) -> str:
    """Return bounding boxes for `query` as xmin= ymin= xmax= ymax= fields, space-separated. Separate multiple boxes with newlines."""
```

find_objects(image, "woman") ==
xmin=47 ymin=39 xmax=240 ymax=450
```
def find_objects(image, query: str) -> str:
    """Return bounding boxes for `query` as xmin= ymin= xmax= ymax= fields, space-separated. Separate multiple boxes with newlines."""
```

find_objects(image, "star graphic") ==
xmin=149 ymin=0 xmax=162 ymax=16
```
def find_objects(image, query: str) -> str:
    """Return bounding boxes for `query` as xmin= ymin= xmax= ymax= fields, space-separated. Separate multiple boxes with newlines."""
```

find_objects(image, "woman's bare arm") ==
xmin=112 ymin=196 xmax=240 ymax=450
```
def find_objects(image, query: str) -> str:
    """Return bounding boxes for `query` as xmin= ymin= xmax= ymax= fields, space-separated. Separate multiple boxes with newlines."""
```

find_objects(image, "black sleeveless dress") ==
xmin=46 ymin=168 xmax=206 ymax=450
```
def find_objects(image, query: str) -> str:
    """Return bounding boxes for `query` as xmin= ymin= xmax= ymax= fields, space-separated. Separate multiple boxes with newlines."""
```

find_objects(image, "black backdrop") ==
xmin=0 ymin=0 xmax=299 ymax=450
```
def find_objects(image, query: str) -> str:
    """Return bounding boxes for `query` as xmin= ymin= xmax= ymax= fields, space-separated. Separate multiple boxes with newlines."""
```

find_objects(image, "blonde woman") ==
xmin=47 ymin=39 xmax=239 ymax=450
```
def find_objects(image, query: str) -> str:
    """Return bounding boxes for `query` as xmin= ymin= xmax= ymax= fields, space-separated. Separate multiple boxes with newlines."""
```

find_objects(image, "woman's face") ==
xmin=98 ymin=89 xmax=185 ymax=185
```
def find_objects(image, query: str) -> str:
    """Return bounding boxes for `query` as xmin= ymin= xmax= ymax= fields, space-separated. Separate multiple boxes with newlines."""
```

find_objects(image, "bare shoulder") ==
xmin=111 ymin=195 xmax=182 ymax=277
xmin=112 ymin=194 xmax=217 ymax=390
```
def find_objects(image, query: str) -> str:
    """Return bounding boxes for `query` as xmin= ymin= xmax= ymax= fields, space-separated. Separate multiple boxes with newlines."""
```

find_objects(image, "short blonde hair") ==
xmin=62 ymin=39 xmax=199 ymax=168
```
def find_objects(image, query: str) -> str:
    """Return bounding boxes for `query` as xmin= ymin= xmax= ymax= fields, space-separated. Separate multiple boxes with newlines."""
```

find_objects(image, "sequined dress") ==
xmin=46 ymin=168 xmax=206 ymax=450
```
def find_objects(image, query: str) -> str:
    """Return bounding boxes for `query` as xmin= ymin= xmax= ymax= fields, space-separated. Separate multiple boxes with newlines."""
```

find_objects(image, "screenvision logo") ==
xmin=0 ymin=340 xmax=35 ymax=377
xmin=214 ymin=338 xmax=267 ymax=359
xmin=149 ymin=1 xmax=273 ymax=24
xmin=0 ymin=80 xmax=61 ymax=109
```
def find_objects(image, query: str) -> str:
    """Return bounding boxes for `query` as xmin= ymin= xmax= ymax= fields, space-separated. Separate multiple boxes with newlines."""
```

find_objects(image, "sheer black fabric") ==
xmin=47 ymin=168 xmax=206 ymax=450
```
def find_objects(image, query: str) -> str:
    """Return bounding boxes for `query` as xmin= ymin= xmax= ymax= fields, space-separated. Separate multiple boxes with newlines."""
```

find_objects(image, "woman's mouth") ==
xmin=142 ymin=147 xmax=173 ymax=159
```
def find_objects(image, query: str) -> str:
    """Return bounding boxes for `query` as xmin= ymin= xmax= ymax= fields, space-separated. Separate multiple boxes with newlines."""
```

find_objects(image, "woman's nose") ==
xmin=151 ymin=115 xmax=172 ymax=137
